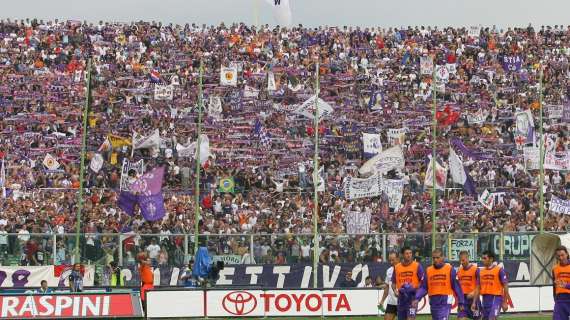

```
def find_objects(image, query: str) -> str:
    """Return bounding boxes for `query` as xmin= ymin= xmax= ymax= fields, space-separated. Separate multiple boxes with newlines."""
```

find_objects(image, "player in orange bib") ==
xmin=391 ymin=246 xmax=425 ymax=320
xmin=457 ymin=250 xmax=482 ymax=319
xmin=415 ymin=249 xmax=464 ymax=320
xmin=476 ymin=251 xmax=511 ymax=320
xmin=553 ymin=246 xmax=570 ymax=320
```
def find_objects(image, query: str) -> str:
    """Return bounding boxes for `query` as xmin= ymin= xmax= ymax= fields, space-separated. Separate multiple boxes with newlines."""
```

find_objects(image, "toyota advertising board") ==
xmin=210 ymin=289 xmax=380 ymax=317
xmin=146 ymin=286 xmax=555 ymax=318
xmin=0 ymin=292 xmax=143 ymax=318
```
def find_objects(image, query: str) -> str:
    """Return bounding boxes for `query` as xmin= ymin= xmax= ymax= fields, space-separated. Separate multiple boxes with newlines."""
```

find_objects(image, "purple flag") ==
xmin=118 ymin=191 xmax=137 ymax=216
xmin=138 ymin=193 xmax=166 ymax=221
xmin=502 ymin=55 xmax=522 ymax=72
xmin=131 ymin=167 xmax=164 ymax=196
xmin=450 ymin=138 xmax=492 ymax=160
xmin=463 ymin=169 xmax=477 ymax=197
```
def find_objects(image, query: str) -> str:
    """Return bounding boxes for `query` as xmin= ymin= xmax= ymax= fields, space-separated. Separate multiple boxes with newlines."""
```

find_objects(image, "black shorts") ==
xmin=385 ymin=304 xmax=397 ymax=314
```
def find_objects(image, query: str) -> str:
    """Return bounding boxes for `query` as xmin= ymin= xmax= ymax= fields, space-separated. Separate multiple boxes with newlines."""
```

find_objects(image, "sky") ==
xmin=1 ymin=0 xmax=569 ymax=28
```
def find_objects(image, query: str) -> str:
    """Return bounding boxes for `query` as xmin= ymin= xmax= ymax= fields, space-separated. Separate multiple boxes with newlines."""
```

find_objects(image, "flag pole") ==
xmin=431 ymin=69 xmax=438 ymax=251
xmin=312 ymin=60 xmax=320 ymax=289
xmin=538 ymin=65 xmax=545 ymax=233
xmin=74 ymin=58 xmax=92 ymax=263
xmin=194 ymin=60 xmax=204 ymax=255
xmin=254 ymin=0 xmax=260 ymax=27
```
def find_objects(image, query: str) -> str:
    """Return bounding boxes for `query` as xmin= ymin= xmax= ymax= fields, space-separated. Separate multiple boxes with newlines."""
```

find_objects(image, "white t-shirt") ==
xmin=385 ymin=266 xmax=398 ymax=306
xmin=146 ymin=244 xmax=161 ymax=259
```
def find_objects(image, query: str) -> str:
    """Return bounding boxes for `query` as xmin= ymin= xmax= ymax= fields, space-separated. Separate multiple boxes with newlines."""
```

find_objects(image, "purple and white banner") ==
xmin=0 ymin=266 xmax=95 ymax=288
xmin=118 ymin=261 xmax=532 ymax=288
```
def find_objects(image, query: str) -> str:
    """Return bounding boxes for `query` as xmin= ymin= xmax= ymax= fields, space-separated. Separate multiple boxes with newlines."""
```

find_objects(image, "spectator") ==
xmin=68 ymin=263 xmax=84 ymax=292
xmin=36 ymin=280 xmax=52 ymax=294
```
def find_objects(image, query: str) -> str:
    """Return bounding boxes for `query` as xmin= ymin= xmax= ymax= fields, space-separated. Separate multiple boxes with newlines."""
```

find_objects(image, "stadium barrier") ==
xmin=0 ymin=292 xmax=144 ymax=319
xmin=145 ymin=286 xmax=555 ymax=318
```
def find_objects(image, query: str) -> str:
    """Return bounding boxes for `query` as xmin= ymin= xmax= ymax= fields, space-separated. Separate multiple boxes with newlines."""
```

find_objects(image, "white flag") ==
xmin=424 ymin=156 xmax=448 ymax=191
xmin=359 ymin=146 xmax=405 ymax=175
xmin=177 ymin=135 xmax=211 ymax=164
xmin=267 ymin=72 xmax=277 ymax=91
xmin=195 ymin=134 xmax=211 ymax=164
xmin=479 ymin=189 xmax=495 ymax=210
xmin=133 ymin=129 xmax=161 ymax=150
xmin=43 ymin=154 xmax=60 ymax=171
xmin=154 ymin=84 xmax=174 ymax=100
xmin=294 ymin=95 xmax=334 ymax=120
xmin=208 ymin=96 xmax=223 ymax=119
xmin=420 ymin=56 xmax=434 ymax=75
xmin=449 ymin=147 xmax=467 ymax=184
xmin=316 ymin=166 xmax=325 ymax=192
xmin=220 ymin=66 xmax=238 ymax=86
xmin=89 ymin=153 xmax=104 ymax=173
xmin=176 ymin=142 xmax=195 ymax=158
xmin=264 ymin=0 xmax=292 ymax=27
xmin=362 ymin=133 xmax=382 ymax=156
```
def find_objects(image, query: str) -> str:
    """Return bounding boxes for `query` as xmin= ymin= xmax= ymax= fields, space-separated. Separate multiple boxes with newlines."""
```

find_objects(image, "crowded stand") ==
xmin=0 ymin=19 xmax=569 ymax=271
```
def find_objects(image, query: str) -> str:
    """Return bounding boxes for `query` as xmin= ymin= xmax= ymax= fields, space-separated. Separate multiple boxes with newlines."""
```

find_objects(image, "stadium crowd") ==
xmin=0 ymin=19 xmax=569 ymax=267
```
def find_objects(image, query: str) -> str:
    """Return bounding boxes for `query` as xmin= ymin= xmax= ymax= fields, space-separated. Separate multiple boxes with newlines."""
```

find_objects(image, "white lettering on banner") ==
xmin=154 ymin=84 xmax=174 ymax=100
xmin=544 ymin=150 xmax=570 ymax=171
xmin=322 ymin=265 xmax=341 ymax=288
xmin=450 ymin=239 xmax=475 ymax=261
xmin=245 ymin=266 xmax=264 ymax=285
xmin=0 ymin=294 xmax=136 ymax=318
xmin=493 ymin=234 xmax=533 ymax=258
xmin=345 ymin=211 xmax=371 ymax=234
xmin=216 ymin=267 xmax=235 ymax=285
xmin=516 ymin=262 xmax=530 ymax=282
xmin=273 ymin=266 xmax=291 ymax=288
xmin=550 ymin=195 xmax=570 ymax=215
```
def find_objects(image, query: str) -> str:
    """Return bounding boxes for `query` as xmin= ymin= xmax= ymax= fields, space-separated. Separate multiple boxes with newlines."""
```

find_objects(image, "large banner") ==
xmin=0 ymin=293 xmax=141 ymax=318
xmin=343 ymin=174 xmax=383 ymax=200
xmin=0 ymin=266 xmax=95 ymax=288
xmin=359 ymin=146 xmax=405 ymax=175
xmin=118 ymin=261 xmax=532 ymax=288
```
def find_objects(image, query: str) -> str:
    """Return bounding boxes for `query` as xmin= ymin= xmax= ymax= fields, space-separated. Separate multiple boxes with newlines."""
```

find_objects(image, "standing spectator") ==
xmin=146 ymin=238 xmax=161 ymax=266
xmin=68 ymin=263 xmax=84 ymax=292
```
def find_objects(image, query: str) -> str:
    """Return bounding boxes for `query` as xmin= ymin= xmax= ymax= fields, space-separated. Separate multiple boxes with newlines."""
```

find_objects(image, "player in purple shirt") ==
xmin=415 ymin=249 xmax=465 ymax=320
xmin=391 ymin=247 xmax=425 ymax=320
xmin=478 ymin=251 xmax=510 ymax=320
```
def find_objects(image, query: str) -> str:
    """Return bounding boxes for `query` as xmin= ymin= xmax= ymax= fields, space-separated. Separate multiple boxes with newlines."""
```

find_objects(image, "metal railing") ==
xmin=0 ymin=231 xmax=550 ymax=269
